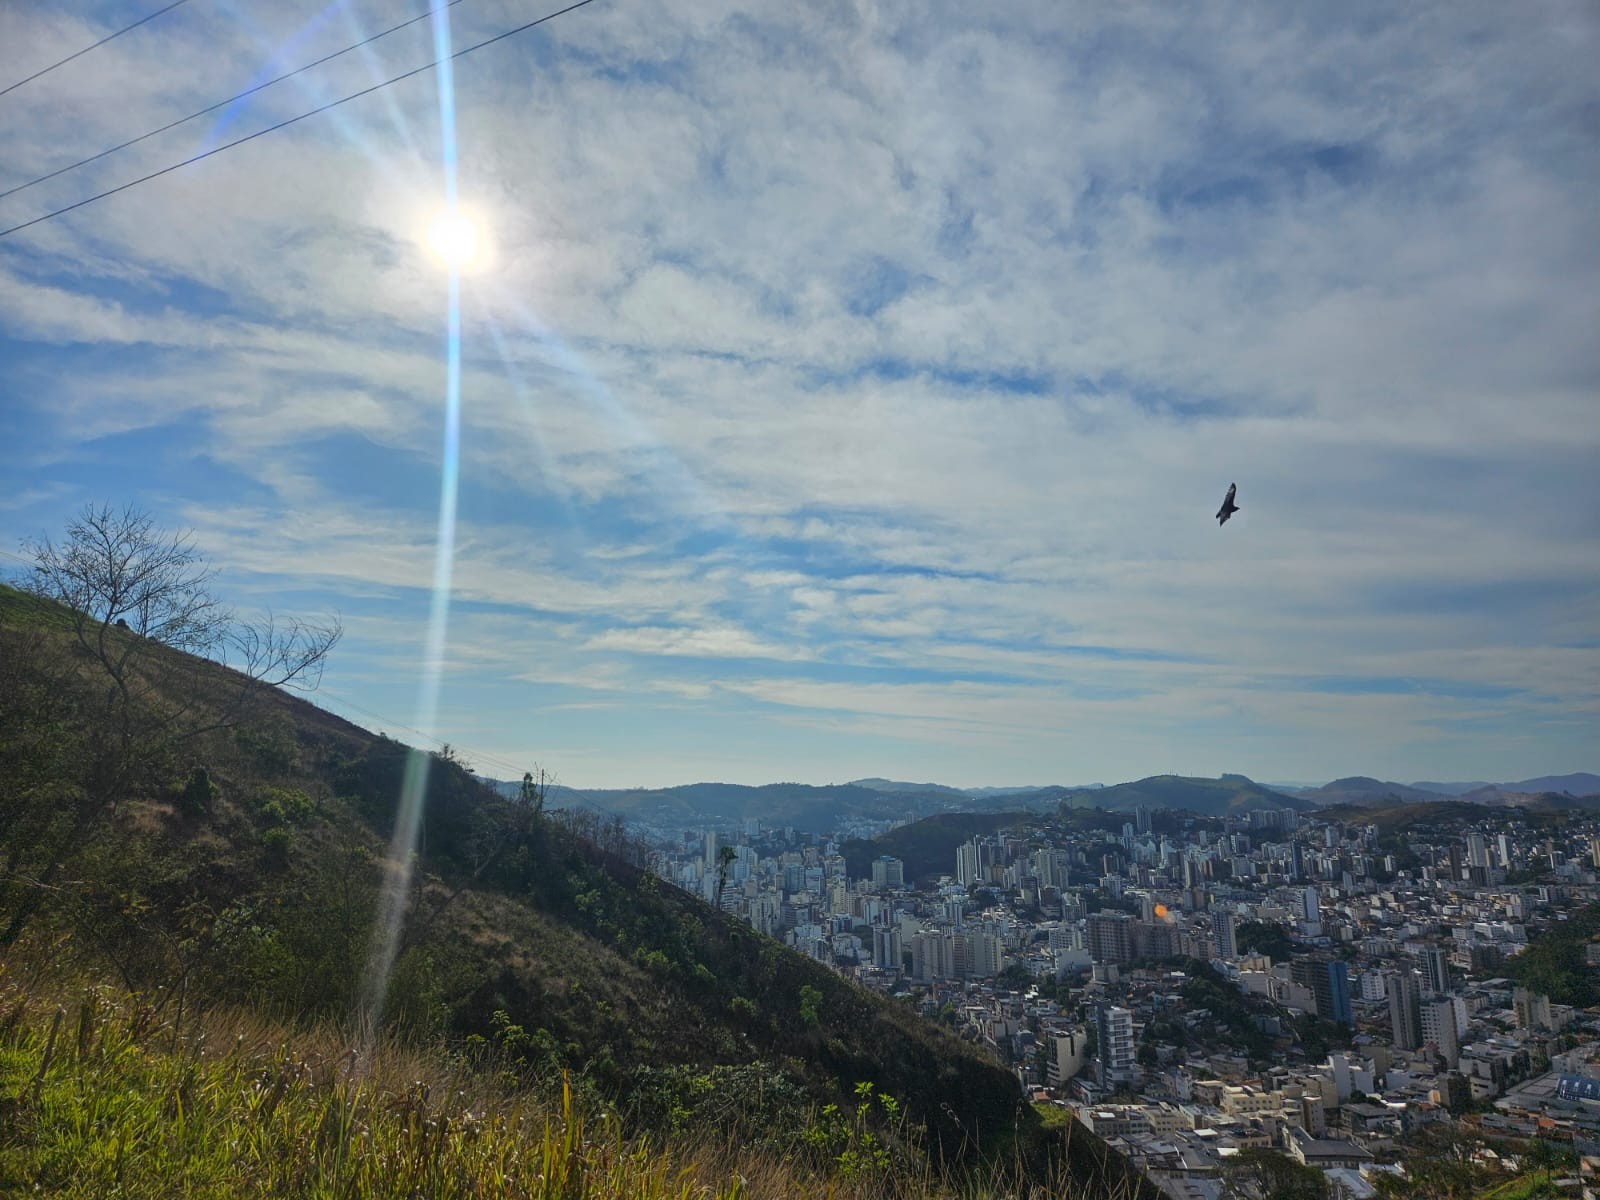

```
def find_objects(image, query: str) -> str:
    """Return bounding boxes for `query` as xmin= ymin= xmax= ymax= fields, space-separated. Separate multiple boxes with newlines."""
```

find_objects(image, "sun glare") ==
xmin=425 ymin=208 xmax=480 ymax=268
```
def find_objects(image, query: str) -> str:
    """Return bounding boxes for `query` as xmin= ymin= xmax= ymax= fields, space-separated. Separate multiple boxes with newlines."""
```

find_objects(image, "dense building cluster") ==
xmin=647 ymin=803 xmax=1600 ymax=1199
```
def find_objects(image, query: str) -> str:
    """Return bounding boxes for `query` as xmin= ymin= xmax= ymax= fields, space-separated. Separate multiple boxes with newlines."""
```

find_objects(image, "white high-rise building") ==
xmin=956 ymin=840 xmax=980 ymax=888
xmin=1096 ymin=1005 xmax=1137 ymax=1082
xmin=1422 ymin=998 xmax=1460 ymax=1067
xmin=1467 ymin=833 xmax=1490 ymax=870
xmin=1299 ymin=886 xmax=1321 ymax=925
xmin=872 ymin=926 xmax=902 ymax=972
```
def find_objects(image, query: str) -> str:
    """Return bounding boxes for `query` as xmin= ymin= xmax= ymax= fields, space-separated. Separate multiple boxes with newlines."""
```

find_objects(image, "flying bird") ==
xmin=1216 ymin=483 xmax=1239 ymax=525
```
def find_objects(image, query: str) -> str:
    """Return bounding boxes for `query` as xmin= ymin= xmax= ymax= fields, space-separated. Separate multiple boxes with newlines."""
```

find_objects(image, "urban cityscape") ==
xmin=646 ymin=798 xmax=1600 ymax=1199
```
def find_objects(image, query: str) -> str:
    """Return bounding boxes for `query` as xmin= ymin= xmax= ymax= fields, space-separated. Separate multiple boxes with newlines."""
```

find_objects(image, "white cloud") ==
xmin=2 ymin=0 xmax=1595 ymax=785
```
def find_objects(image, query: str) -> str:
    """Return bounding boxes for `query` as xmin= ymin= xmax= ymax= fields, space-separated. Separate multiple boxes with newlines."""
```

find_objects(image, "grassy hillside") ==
xmin=0 ymin=582 xmax=1150 ymax=1197
xmin=0 ymin=968 xmax=1151 ymax=1199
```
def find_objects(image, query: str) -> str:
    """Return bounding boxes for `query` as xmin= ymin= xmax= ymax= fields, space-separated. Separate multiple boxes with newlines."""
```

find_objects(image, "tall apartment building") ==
xmin=1290 ymin=957 xmax=1353 ymax=1026
xmin=1087 ymin=911 xmax=1135 ymax=965
xmin=871 ymin=925 xmax=901 ymax=971
xmin=1387 ymin=970 xmax=1423 ymax=1050
xmin=1214 ymin=910 xmax=1238 ymax=960
xmin=1421 ymin=946 xmax=1451 ymax=996
xmin=1422 ymin=997 xmax=1461 ymax=1067
xmin=956 ymin=840 xmax=980 ymax=888
xmin=1513 ymin=987 xmax=1553 ymax=1031
xmin=1096 ymin=1004 xmax=1137 ymax=1083
xmin=870 ymin=855 xmax=905 ymax=888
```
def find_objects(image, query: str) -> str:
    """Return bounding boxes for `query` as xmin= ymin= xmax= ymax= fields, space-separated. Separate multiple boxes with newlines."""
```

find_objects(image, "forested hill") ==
xmin=0 ymin=582 xmax=1151 ymax=1198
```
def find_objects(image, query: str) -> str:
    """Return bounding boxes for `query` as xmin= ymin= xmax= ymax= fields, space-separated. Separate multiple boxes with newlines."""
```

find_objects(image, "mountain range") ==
xmin=1280 ymin=773 xmax=1600 ymax=808
xmin=499 ymin=771 xmax=1600 ymax=827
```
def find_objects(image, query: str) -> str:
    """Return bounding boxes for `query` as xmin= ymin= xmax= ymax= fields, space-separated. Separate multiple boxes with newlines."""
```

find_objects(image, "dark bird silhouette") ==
xmin=1216 ymin=482 xmax=1239 ymax=525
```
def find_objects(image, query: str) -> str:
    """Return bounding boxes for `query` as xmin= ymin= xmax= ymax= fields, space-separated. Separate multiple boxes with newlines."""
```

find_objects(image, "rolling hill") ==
xmin=1448 ymin=775 xmax=1600 ymax=804
xmin=1058 ymin=773 xmax=1309 ymax=815
xmin=1296 ymin=776 xmax=1441 ymax=806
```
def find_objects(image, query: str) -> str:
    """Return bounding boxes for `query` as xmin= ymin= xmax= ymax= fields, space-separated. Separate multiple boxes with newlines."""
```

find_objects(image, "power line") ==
xmin=0 ymin=0 xmax=600 ymax=241
xmin=313 ymin=685 xmax=612 ymax=812
xmin=1 ymin=0 xmax=470 ymax=203
xmin=1 ymin=0 xmax=194 ymax=99
xmin=314 ymin=684 xmax=535 ymax=780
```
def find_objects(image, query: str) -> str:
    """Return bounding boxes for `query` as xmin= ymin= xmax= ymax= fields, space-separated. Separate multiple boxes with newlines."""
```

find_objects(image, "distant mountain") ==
xmin=848 ymin=777 xmax=970 ymax=797
xmin=1059 ymin=773 xmax=1309 ymax=815
xmin=1507 ymin=773 xmax=1600 ymax=795
xmin=1409 ymin=774 xmax=1599 ymax=798
xmin=484 ymin=779 xmax=1063 ymax=832
xmin=848 ymin=778 xmax=1104 ymax=798
xmin=486 ymin=771 xmax=1597 ymax=826
xmin=968 ymin=783 xmax=1104 ymax=797
xmin=1299 ymin=777 xmax=1440 ymax=807
xmin=1409 ymin=780 xmax=1494 ymax=796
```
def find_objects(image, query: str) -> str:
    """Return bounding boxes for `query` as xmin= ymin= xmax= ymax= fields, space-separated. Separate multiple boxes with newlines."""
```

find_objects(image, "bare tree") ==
xmin=1 ymin=502 xmax=341 ymax=945
xmin=25 ymin=503 xmax=338 ymax=717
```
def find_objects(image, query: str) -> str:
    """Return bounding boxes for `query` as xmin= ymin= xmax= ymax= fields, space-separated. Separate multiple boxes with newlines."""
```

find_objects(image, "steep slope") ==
xmin=0 ymin=583 xmax=1148 ymax=1195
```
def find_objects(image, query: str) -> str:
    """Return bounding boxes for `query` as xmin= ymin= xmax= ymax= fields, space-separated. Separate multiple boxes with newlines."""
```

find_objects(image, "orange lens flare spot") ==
xmin=1153 ymin=904 xmax=1168 ymax=918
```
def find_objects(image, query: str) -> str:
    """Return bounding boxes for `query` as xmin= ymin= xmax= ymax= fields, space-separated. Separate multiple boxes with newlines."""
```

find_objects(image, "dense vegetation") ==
xmin=0 ymin=535 xmax=1152 ymax=1200
xmin=1233 ymin=920 xmax=1295 ymax=962
xmin=0 ymin=970 xmax=1151 ymax=1199
xmin=1504 ymin=904 xmax=1600 ymax=1009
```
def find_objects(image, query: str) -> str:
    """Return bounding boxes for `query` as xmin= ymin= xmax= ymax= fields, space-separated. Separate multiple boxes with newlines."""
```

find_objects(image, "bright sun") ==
xmin=424 ymin=208 xmax=480 ymax=268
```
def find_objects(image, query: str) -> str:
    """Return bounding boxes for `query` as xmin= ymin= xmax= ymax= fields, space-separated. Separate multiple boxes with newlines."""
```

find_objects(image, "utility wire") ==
xmin=1 ymin=0 xmax=194 ymax=99
xmin=315 ymin=684 xmax=538 ymax=781
xmin=1 ymin=0 xmax=469 ymax=203
xmin=0 ymin=0 xmax=599 ymax=241
xmin=313 ymin=685 xmax=618 ymax=813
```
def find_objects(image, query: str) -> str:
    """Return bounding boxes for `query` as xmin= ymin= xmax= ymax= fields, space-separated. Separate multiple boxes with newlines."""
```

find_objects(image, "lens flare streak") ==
xmin=359 ymin=0 xmax=464 ymax=1054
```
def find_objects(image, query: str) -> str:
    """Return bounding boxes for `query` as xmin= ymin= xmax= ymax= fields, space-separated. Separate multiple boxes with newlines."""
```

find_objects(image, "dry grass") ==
xmin=0 ymin=958 xmax=1142 ymax=1200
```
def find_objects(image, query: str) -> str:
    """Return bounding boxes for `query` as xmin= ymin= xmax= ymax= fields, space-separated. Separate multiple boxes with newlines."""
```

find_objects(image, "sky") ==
xmin=1 ymin=0 xmax=1596 ymax=791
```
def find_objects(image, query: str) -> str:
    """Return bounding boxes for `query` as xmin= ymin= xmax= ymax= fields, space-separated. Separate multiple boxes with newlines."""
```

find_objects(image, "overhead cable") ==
xmin=0 ymin=0 xmax=599 ymax=241
xmin=0 ymin=0 xmax=469 ymax=203
xmin=1 ymin=0 xmax=195 ymax=99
